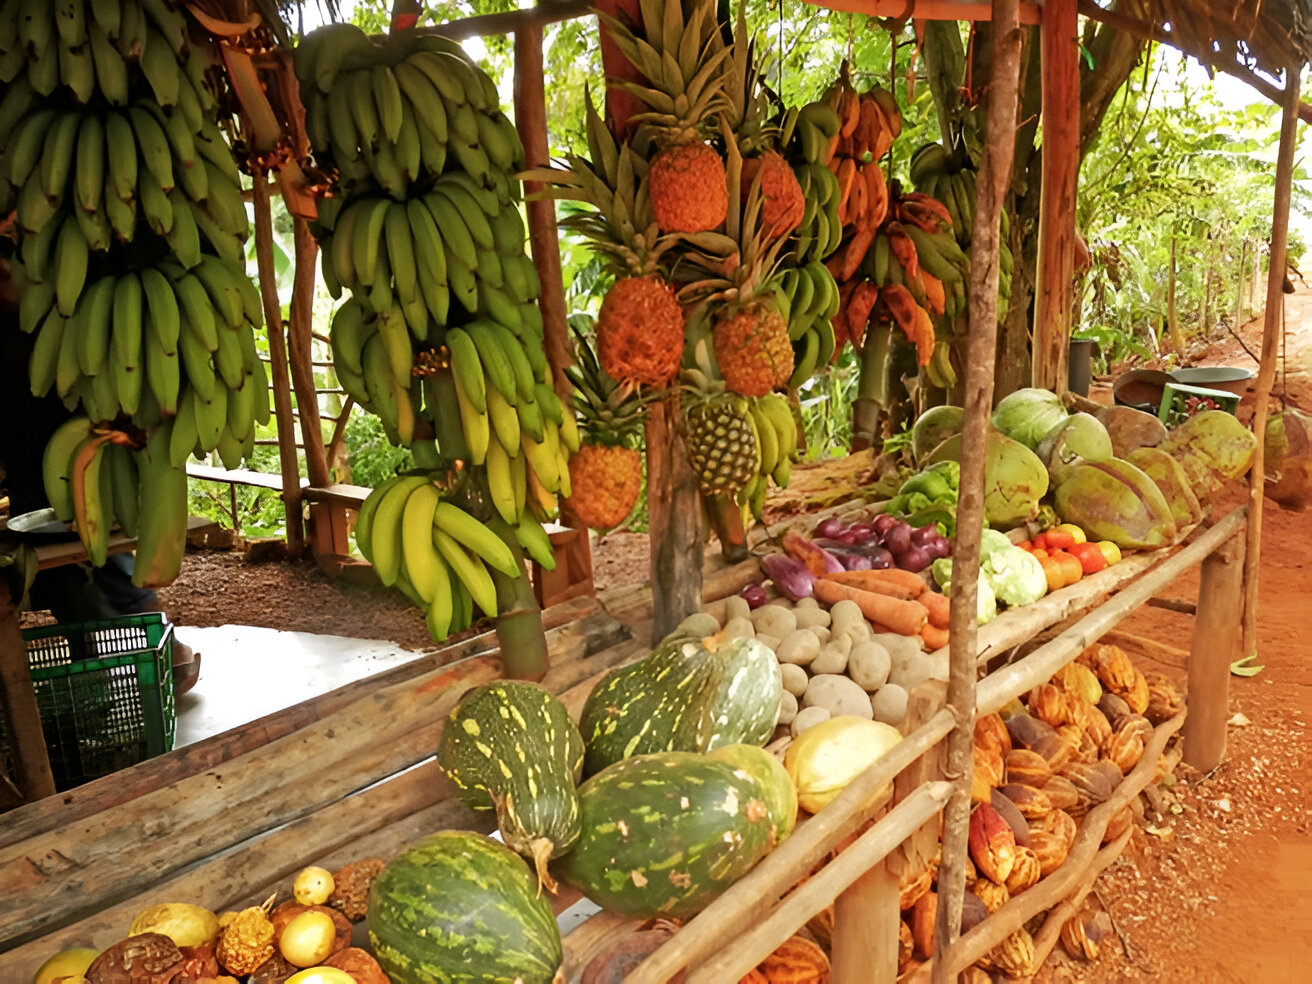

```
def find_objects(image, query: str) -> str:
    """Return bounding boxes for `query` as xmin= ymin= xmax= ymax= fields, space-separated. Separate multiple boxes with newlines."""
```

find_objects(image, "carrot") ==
xmin=812 ymin=579 xmax=928 ymax=636
xmin=920 ymin=623 xmax=950 ymax=651
xmin=818 ymin=568 xmax=927 ymax=599
xmin=920 ymin=590 xmax=951 ymax=630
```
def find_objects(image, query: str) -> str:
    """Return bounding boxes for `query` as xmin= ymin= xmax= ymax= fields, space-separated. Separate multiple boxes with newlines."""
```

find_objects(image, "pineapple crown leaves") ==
xmin=566 ymin=317 xmax=648 ymax=445
xmin=722 ymin=7 xmax=781 ymax=155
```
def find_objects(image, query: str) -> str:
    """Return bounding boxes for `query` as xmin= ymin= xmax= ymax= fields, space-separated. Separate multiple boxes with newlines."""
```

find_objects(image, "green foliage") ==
xmin=187 ymin=444 xmax=288 ymax=536
xmin=343 ymin=411 xmax=414 ymax=488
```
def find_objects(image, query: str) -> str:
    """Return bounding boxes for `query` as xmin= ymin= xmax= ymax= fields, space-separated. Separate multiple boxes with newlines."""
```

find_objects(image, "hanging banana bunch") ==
xmin=1 ymin=0 xmax=270 ymax=589
xmin=297 ymin=23 xmax=573 ymax=642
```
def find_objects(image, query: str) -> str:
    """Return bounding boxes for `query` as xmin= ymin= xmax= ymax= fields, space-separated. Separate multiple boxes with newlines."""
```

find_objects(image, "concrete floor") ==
xmin=172 ymin=624 xmax=421 ymax=747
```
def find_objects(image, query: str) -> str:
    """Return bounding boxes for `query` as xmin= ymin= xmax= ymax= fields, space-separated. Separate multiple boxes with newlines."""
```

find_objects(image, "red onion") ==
xmin=866 ymin=546 xmax=894 ymax=570
xmin=740 ymin=583 xmax=768 ymax=609
xmin=910 ymin=524 xmax=940 ymax=548
xmin=813 ymin=516 xmax=846 ymax=539
xmin=883 ymin=523 xmax=912 ymax=556
xmin=872 ymin=513 xmax=899 ymax=535
xmin=895 ymin=545 xmax=932 ymax=573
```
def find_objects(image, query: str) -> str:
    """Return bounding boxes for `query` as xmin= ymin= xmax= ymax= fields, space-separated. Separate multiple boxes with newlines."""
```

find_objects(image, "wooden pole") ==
xmin=1031 ymin=0 xmax=1078 ymax=391
xmin=1242 ymin=67 xmax=1301 ymax=661
xmin=251 ymin=173 xmax=305 ymax=554
xmin=513 ymin=26 xmax=573 ymax=400
xmin=1185 ymin=536 xmax=1244 ymax=771
xmin=932 ymin=1 xmax=1021 ymax=977
xmin=288 ymin=221 xmax=330 ymax=490
xmin=644 ymin=401 xmax=704 ymax=640
xmin=0 ymin=580 xmax=55 ymax=802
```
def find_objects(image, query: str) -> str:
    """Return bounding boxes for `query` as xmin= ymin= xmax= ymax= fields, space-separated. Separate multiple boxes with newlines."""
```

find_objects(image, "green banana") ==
xmin=133 ymin=421 xmax=189 ymax=588
xmin=42 ymin=415 xmax=92 ymax=521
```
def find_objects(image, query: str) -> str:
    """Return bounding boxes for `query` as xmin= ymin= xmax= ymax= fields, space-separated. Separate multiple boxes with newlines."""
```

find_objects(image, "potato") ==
xmin=829 ymin=599 xmax=866 ymax=635
xmin=873 ymin=632 xmax=923 ymax=667
xmin=871 ymin=684 xmax=909 ymax=726
xmin=755 ymin=633 xmax=781 ymax=652
xmin=751 ymin=604 xmax=797 ymax=640
xmin=794 ymin=597 xmax=820 ymax=611
xmin=848 ymin=641 xmax=892 ymax=692
xmin=811 ymin=625 xmax=832 ymax=646
xmin=794 ymin=606 xmax=832 ymax=630
xmin=776 ymin=629 xmax=822 ymax=666
xmin=780 ymin=662 xmax=810 ymax=697
xmin=888 ymin=649 xmax=950 ymax=691
xmin=839 ymin=619 xmax=872 ymax=647
xmin=663 ymin=612 xmax=722 ymax=645
xmin=723 ymin=594 xmax=752 ymax=624
xmin=810 ymin=636 xmax=851 ymax=675
xmin=721 ymin=616 xmax=756 ymax=641
xmin=790 ymin=704 xmax=831 ymax=738
xmin=802 ymin=674 xmax=874 ymax=719
xmin=777 ymin=690 xmax=799 ymax=726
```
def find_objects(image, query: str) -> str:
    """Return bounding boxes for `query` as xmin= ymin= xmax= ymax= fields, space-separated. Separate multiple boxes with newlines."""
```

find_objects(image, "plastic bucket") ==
xmin=1068 ymin=338 xmax=1096 ymax=396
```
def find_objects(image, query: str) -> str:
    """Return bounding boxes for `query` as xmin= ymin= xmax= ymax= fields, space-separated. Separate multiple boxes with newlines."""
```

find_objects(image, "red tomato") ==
xmin=1044 ymin=528 xmax=1076 ymax=550
xmin=1030 ymin=548 xmax=1050 ymax=562
xmin=1069 ymin=541 xmax=1108 ymax=574
xmin=1031 ymin=532 xmax=1049 ymax=550
xmin=1016 ymin=539 xmax=1033 ymax=552
xmin=1040 ymin=557 xmax=1064 ymax=594
xmin=1055 ymin=551 xmax=1083 ymax=586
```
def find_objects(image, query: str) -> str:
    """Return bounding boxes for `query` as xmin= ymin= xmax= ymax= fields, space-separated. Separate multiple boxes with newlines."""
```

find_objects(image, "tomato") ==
xmin=1040 ymin=557 xmax=1065 ymax=594
xmin=1069 ymin=541 xmax=1108 ymax=574
xmin=1096 ymin=540 xmax=1122 ymax=566
xmin=1031 ymin=532 xmax=1049 ymax=550
xmin=1056 ymin=523 xmax=1088 ymax=544
xmin=1016 ymin=539 xmax=1033 ymax=552
xmin=1055 ymin=551 xmax=1083 ymax=586
xmin=1044 ymin=528 xmax=1077 ymax=550
xmin=1030 ymin=548 xmax=1050 ymax=562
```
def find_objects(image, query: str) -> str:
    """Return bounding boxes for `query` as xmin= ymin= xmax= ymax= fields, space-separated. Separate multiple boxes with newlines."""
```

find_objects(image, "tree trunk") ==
xmin=1168 ymin=234 xmax=1184 ymax=353
xmin=1199 ymin=246 xmax=1212 ymax=338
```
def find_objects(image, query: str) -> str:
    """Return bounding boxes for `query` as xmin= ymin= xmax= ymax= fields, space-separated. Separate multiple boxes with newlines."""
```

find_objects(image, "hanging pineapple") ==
xmin=564 ymin=325 xmax=646 ymax=530
xmin=599 ymin=0 xmax=730 ymax=234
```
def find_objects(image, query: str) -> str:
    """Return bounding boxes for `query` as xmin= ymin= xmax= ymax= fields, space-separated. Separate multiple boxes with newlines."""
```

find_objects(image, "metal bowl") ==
xmin=1167 ymin=366 xmax=1255 ymax=396
xmin=1113 ymin=369 xmax=1171 ymax=412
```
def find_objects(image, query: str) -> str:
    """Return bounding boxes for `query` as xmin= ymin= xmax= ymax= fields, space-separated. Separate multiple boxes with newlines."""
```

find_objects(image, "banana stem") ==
xmin=852 ymin=323 xmax=892 ymax=449
xmin=488 ymin=517 xmax=549 ymax=681
xmin=704 ymin=492 xmax=748 ymax=563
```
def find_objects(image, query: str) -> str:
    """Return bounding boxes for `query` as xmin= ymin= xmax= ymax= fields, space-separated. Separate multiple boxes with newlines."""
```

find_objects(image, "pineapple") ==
xmin=712 ymin=306 xmax=793 ymax=397
xmin=741 ymin=152 xmax=805 ymax=239
xmin=523 ymin=94 xmax=686 ymax=387
xmin=683 ymin=392 xmax=759 ymax=495
xmin=565 ymin=325 xmax=646 ymax=530
xmin=600 ymin=0 xmax=730 ymax=234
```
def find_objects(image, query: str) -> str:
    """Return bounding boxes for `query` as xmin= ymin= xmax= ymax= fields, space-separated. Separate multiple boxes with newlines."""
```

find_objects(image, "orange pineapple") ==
xmin=712 ymin=306 xmax=793 ymax=397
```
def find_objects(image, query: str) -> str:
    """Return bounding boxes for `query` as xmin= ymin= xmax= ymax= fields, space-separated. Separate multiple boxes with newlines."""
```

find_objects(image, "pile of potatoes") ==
xmin=701 ymin=594 xmax=952 ymax=736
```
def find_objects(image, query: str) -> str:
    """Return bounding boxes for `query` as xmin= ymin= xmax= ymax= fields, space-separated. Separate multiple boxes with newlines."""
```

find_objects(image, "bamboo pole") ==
xmin=251 ymin=172 xmax=305 ymax=553
xmin=1242 ymin=66 xmax=1301 ymax=661
xmin=686 ymin=783 xmax=954 ymax=984
xmin=933 ymin=1 xmax=1022 ymax=976
xmin=1031 ymin=0 xmax=1079 ymax=391
xmin=625 ymin=708 xmax=957 ymax=983
xmin=288 ymin=220 xmax=330 ymax=490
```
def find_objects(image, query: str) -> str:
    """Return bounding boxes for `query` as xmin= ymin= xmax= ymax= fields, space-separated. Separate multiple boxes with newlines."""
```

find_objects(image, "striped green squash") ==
xmin=367 ymin=830 xmax=564 ymax=984
xmin=579 ymin=635 xmax=782 ymax=777
xmin=554 ymin=751 xmax=778 ymax=919
xmin=707 ymin=743 xmax=798 ymax=842
xmin=437 ymin=682 xmax=584 ymax=891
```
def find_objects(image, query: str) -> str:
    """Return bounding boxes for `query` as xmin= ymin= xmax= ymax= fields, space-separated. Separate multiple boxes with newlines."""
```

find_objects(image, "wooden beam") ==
xmin=416 ymin=0 xmax=594 ymax=41
xmin=1185 ymin=536 xmax=1244 ymax=771
xmin=1032 ymin=0 xmax=1079 ymax=393
xmin=933 ymin=0 xmax=1022 ymax=976
xmin=1242 ymin=65 xmax=1301 ymax=659
xmin=801 ymin=0 xmax=1040 ymax=23
xmin=251 ymin=173 xmax=305 ymax=554
xmin=0 ymin=581 xmax=55 ymax=803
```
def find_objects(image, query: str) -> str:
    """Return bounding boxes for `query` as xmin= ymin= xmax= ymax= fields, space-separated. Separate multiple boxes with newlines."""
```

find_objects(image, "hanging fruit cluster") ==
xmin=1 ymin=0 xmax=269 ymax=588
xmin=296 ymin=23 xmax=575 ymax=640
xmin=528 ymin=0 xmax=847 ymax=528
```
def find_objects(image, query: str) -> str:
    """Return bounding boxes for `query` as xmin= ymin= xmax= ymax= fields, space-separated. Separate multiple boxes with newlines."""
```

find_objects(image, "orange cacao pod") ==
xmin=1004 ymin=749 xmax=1050 ymax=786
xmin=1004 ymin=846 xmax=1042 ymax=894
xmin=757 ymin=935 xmax=830 ymax=984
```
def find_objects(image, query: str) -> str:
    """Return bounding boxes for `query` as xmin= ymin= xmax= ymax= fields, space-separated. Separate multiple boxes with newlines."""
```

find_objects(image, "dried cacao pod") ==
xmin=323 ymin=948 xmax=389 ymax=984
xmin=1072 ymin=728 xmax=1101 ymax=765
xmin=974 ymin=713 xmax=1012 ymax=758
xmin=1004 ymin=846 xmax=1041 ymax=894
xmin=1056 ymin=722 xmax=1084 ymax=757
xmin=1061 ymin=761 xmax=1117 ymax=808
xmin=739 ymin=970 xmax=768 ymax=984
xmin=177 ymin=944 xmax=220 ymax=980
xmin=247 ymin=953 xmax=296 ymax=984
xmin=973 ymin=879 xmax=1010 ymax=914
xmin=989 ymin=788 xmax=1031 ymax=847
xmin=1052 ymin=662 xmax=1102 ymax=705
xmin=1041 ymin=774 xmax=1081 ymax=813
xmin=87 ymin=934 xmax=185 ymax=984
xmin=1103 ymin=805 xmax=1135 ymax=844
xmin=1037 ymin=731 xmax=1073 ymax=773
xmin=1082 ymin=643 xmax=1136 ymax=690
xmin=898 ymin=920 xmax=914 ymax=972
xmin=999 ymin=783 xmax=1052 ymax=822
xmin=911 ymin=890 xmax=936 ymax=959
xmin=979 ymin=927 xmax=1035 ymax=979
xmin=1004 ymin=749 xmax=1050 ymax=787
xmin=1144 ymin=671 xmax=1185 ymax=723
xmin=959 ymin=968 xmax=992 ymax=984
xmin=1027 ymin=684 xmax=1066 ymax=727
xmin=215 ymin=904 xmax=275 ymax=977
xmin=969 ymin=803 xmax=1017 ymax=884
xmin=1004 ymin=713 xmax=1057 ymax=752
xmin=1061 ymin=915 xmax=1099 ymax=960
xmin=1097 ymin=691 xmax=1131 ymax=725
xmin=961 ymin=892 xmax=989 ymax=933
xmin=582 ymin=931 xmax=687 ymax=984
xmin=1027 ymin=830 xmax=1070 ymax=876
xmin=327 ymin=858 xmax=385 ymax=923
xmin=1083 ymin=705 xmax=1113 ymax=748
xmin=757 ymin=935 xmax=830 ymax=984
xmin=1116 ymin=667 xmax=1151 ymax=715
xmin=972 ymin=743 xmax=1004 ymax=803
xmin=268 ymin=902 xmax=351 ymax=956
xmin=1040 ymin=808 xmax=1077 ymax=848
xmin=1104 ymin=716 xmax=1153 ymax=773
xmin=898 ymin=863 xmax=934 ymax=911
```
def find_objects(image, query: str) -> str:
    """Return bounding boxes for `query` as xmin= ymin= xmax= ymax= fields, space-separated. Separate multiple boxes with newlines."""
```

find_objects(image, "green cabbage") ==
xmin=930 ymin=559 xmax=998 ymax=625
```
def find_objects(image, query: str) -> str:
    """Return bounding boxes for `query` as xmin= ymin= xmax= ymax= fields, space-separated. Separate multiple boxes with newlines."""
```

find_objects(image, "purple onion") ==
xmin=883 ymin=523 xmax=912 ymax=556
xmin=927 ymin=537 xmax=953 ymax=560
xmin=740 ymin=583 xmax=768 ymax=609
xmin=872 ymin=513 xmax=899 ymax=535
xmin=895 ymin=546 xmax=932 ymax=573
xmin=866 ymin=546 xmax=894 ymax=570
xmin=761 ymin=553 xmax=816 ymax=600
xmin=910 ymin=524 xmax=940 ymax=548
xmin=849 ymin=525 xmax=881 ymax=547
xmin=813 ymin=516 xmax=846 ymax=539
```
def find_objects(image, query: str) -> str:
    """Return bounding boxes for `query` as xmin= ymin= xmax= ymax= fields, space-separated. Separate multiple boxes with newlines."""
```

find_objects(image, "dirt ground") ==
xmin=150 ymin=285 xmax=1311 ymax=982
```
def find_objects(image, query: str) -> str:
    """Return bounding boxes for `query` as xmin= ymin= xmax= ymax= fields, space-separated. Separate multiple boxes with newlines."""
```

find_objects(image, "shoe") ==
xmin=172 ymin=641 xmax=201 ymax=698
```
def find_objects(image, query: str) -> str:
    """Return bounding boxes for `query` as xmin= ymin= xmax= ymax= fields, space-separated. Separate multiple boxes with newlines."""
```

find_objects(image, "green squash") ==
xmin=368 ymin=830 xmax=564 ymax=984
xmin=707 ymin=743 xmax=798 ymax=842
xmin=579 ymin=635 xmax=782 ymax=776
xmin=437 ymin=681 xmax=584 ymax=891
xmin=554 ymin=751 xmax=778 ymax=920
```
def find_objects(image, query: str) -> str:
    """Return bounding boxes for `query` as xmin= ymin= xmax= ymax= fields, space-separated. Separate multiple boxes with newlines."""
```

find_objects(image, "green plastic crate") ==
xmin=19 ymin=613 xmax=176 ymax=790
